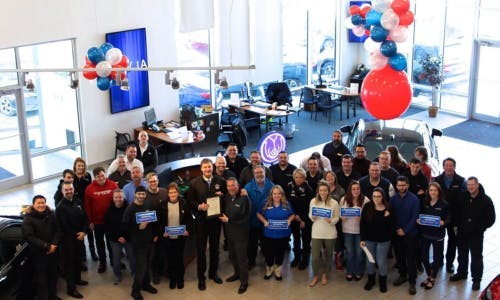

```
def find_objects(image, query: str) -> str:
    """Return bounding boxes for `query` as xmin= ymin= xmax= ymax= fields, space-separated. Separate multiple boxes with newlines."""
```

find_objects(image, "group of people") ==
xmin=20 ymin=130 xmax=495 ymax=299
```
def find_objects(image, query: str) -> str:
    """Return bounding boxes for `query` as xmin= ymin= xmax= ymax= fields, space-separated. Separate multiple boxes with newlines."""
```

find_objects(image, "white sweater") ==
xmin=308 ymin=197 xmax=340 ymax=239
xmin=339 ymin=196 xmax=370 ymax=234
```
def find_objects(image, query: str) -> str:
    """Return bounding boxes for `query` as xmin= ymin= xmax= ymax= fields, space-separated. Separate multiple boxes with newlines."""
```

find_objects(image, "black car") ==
xmin=340 ymin=118 xmax=443 ymax=177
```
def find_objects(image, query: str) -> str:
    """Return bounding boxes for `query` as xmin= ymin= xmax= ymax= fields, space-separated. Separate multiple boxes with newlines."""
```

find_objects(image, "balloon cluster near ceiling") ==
xmin=82 ymin=43 xmax=129 ymax=91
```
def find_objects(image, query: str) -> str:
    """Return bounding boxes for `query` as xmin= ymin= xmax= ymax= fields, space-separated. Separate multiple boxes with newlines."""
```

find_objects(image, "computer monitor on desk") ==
xmin=144 ymin=108 xmax=160 ymax=132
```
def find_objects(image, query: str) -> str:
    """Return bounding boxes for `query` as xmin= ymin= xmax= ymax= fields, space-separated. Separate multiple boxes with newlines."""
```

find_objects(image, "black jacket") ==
xmin=222 ymin=193 xmax=251 ymax=241
xmin=22 ymin=206 xmax=61 ymax=253
xmin=322 ymin=142 xmax=351 ymax=169
xmin=455 ymin=185 xmax=495 ymax=237
xmin=104 ymin=202 xmax=129 ymax=242
xmin=433 ymin=172 xmax=465 ymax=225
xmin=73 ymin=172 xmax=92 ymax=203
xmin=55 ymin=197 xmax=88 ymax=239
xmin=122 ymin=201 xmax=159 ymax=245
xmin=285 ymin=181 xmax=314 ymax=222
xmin=403 ymin=169 xmax=429 ymax=201
xmin=188 ymin=175 xmax=226 ymax=222
xmin=136 ymin=142 xmax=158 ymax=175
xmin=418 ymin=198 xmax=450 ymax=240
xmin=157 ymin=197 xmax=192 ymax=238
xmin=224 ymin=155 xmax=249 ymax=179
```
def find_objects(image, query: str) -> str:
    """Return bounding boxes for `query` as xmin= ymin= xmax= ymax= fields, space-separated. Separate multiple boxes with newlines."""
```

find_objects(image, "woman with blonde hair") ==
xmin=308 ymin=180 xmax=340 ymax=286
xmin=257 ymin=185 xmax=295 ymax=281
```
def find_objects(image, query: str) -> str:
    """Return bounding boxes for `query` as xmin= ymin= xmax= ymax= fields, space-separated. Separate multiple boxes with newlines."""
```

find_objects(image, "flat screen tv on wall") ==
xmin=106 ymin=28 xmax=149 ymax=114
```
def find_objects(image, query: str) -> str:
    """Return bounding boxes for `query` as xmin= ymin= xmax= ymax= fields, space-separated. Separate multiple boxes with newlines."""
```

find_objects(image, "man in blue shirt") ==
xmin=389 ymin=176 xmax=420 ymax=295
xmin=122 ymin=166 xmax=147 ymax=203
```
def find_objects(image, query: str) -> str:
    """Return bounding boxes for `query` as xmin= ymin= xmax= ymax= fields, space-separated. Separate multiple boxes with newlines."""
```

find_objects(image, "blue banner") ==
xmin=165 ymin=225 xmax=186 ymax=236
xmin=341 ymin=207 xmax=361 ymax=217
xmin=135 ymin=211 xmax=157 ymax=224
xmin=419 ymin=214 xmax=441 ymax=227
xmin=312 ymin=207 xmax=332 ymax=218
xmin=268 ymin=219 xmax=289 ymax=230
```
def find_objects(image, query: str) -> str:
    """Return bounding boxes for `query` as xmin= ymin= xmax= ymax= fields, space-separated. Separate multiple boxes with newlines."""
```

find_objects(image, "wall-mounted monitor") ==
xmin=106 ymin=28 xmax=150 ymax=114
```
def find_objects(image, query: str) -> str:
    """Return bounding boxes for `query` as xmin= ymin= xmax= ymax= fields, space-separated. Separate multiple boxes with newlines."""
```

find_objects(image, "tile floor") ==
xmin=0 ymin=111 xmax=498 ymax=299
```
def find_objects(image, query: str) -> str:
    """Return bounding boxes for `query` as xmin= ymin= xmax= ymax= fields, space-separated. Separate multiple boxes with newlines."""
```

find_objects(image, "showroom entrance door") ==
xmin=472 ymin=40 xmax=500 ymax=124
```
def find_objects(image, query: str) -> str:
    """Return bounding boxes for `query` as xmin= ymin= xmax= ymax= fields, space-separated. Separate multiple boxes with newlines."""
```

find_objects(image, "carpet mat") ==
xmin=442 ymin=120 xmax=500 ymax=148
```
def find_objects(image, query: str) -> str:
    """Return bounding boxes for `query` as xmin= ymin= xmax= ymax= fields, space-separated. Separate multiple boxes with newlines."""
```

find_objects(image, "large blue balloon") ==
xmin=96 ymin=77 xmax=111 ymax=91
xmin=87 ymin=47 xmax=105 ymax=64
xmin=366 ymin=10 xmax=382 ymax=27
xmin=100 ymin=42 xmax=114 ymax=55
xmin=370 ymin=26 xmax=388 ymax=42
xmin=380 ymin=40 xmax=397 ymax=57
xmin=351 ymin=14 xmax=364 ymax=26
xmin=389 ymin=53 xmax=407 ymax=71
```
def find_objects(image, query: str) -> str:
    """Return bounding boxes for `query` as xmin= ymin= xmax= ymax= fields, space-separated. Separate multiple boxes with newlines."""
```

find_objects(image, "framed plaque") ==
xmin=206 ymin=196 xmax=221 ymax=217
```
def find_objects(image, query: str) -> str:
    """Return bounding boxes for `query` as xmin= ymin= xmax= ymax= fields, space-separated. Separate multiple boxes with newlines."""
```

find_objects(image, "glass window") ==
xmin=478 ymin=0 xmax=500 ymax=40
xmin=282 ymin=0 xmax=307 ymax=89
xmin=0 ymin=48 xmax=17 ymax=88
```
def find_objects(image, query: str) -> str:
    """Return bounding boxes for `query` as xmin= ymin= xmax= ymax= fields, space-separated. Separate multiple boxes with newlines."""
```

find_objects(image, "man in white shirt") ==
xmin=108 ymin=144 xmax=144 ymax=176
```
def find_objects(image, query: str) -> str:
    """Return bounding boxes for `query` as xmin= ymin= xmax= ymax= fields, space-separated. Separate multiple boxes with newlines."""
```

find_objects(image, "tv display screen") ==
xmin=144 ymin=108 xmax=157 ymax=126
xmin=106 ymin=28 xmax=149 ymax=114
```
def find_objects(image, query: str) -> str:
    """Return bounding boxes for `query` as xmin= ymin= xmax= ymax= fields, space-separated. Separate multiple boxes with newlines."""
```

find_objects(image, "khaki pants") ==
xmin=311 ymin=238 xmax=335 ymax=275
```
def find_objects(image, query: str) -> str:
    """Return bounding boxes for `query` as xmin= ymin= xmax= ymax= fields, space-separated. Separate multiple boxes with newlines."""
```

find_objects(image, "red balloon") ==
xmin=118 ymin=55 xmax=129 ymax=68
xmin=360 ymin=6 xmax=371 ymax=18
xmin=349 ymin=5 xmax=361 ymax=16
xmin=82 ymin=63 xmax=97 ymax=80
xmin=361 ymin=66 xmax=412 ymax=120
xmin=398 ymin=10 xmax=414 ymax=26
xmin=391 ymin=0 xmax=410 ymax=14
xmin=84 ymin=56 xmax=91 ymax=65
xmin=109 ymin=69 xmax=127 ymax=80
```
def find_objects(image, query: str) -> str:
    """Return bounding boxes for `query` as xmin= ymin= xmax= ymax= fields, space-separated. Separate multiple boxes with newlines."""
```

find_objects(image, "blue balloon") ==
xmin=87 ymin=47 xmax=105 ymax=64
xmin=96 ymin=77 xmax=111 ymax=91
xmin=364 ymin=24 xmax=372 ymax=30
xmin=100 ymin=42 xmax=114 ymax=55
xmin=370 ymin=25 xmax=388 ymax=42
xmin=380 ymin=40 xmax=397 ymax=57
xmin=366 ymin=10 xmax=382 ymax=27
xmin=389 ymin=53 xmax=407 ymax=71
xmin=351 ymin=14 xmax=364 ymax=26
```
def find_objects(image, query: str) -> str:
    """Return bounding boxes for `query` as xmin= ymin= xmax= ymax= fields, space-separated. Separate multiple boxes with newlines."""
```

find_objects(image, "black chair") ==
xmin=243 ymin=111 xmax=262 ymax=137
xmin=265 ymin=82 xmax=292 ymax=106
xmin=315 ymin=93 xmax=342 ymax=124
xmin=114 ymin=131 xmax=131 ymax=157
xmin=298 ymin=87 xmax=318 ymax=119
xmin=217 ymin=110 xmax=248 ymax=154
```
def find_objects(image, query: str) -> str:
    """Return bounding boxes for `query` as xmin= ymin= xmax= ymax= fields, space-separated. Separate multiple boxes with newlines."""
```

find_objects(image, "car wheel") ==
xmin=0 ymin=97 xmax=16 ymax=116
xmin=284 ymin=79 xmax=301 ymax=89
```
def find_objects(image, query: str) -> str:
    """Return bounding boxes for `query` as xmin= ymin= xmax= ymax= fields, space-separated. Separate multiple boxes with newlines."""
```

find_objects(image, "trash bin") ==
xmin=281 ymin=123 xmax=295 ymax=139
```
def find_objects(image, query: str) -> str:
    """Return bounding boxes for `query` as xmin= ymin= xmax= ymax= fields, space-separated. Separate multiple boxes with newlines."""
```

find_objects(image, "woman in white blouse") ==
xmin=308 ymin=180 xmax=340 ymax=287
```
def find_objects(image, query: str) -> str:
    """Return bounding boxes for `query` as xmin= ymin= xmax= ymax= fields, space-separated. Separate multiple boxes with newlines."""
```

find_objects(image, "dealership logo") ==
xmin=259 ymin=131 xmax=286 ymax=164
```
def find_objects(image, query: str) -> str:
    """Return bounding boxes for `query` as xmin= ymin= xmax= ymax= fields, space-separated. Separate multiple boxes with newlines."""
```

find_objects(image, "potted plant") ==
xmin=418 ymin=55 xmax=444 ymax=117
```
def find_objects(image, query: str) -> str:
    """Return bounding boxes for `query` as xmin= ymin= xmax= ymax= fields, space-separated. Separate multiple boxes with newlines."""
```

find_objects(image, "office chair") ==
xmin=114 ymin=131 xmax=131 ymax=158
xmin=315 ymin=93 xmax=342 ymax=124
xmin=298 ymin=87 xmax=318 ymax=119
xmin=265 ymin=82 xmax=292 ymax=106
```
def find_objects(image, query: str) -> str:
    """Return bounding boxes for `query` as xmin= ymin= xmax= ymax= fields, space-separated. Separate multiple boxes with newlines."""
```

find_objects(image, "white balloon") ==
xmin=364 ymin=37 xmax=382 ymax=53
xmin=389 ymin=25 xmax=409 ymax=43
xmin=344 ymin=17 xmax=355 ymax=29
xmin=381 ymin=8 xmax=400 ymax=31
xmin=372 ymin=0 xmax=391 ymax=13
xmin=352 ymin=26 xmax=366 ymax=37
xmin=96 ymin=61 xmax=112 ymax=77
xmin=369 ymin=51 xmax=389 ymax=70
xmin=105 ymin=48 xmax=123 ymax=65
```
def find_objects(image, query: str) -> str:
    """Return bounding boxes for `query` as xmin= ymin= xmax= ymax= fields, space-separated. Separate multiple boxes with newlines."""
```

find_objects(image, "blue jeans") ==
xmin=344 ymin=233 xmax=364 ymax=276
xmin=109 ymin=240 xmax=135 ymax=280
xmin=365 ymin=240 xmax=390 ymax=276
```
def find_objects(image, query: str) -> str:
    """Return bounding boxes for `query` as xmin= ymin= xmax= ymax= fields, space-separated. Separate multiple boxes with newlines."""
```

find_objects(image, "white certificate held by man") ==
xmin=206 ymin=196 xmax=221 ymax=218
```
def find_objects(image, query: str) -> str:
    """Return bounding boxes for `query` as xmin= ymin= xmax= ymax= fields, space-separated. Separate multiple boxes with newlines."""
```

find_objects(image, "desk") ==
xmin=306 ymin=85 xmax=359 ymax=118
xmin=229 ymin=103 xmax=297 ymax=132
xmin=134 ymin=127 xmax=205 ymax=158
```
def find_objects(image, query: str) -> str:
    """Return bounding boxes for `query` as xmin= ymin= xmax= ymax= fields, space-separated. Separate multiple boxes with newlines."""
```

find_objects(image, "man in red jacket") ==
xmin=85 ymin=166 xmax=118 ymax=273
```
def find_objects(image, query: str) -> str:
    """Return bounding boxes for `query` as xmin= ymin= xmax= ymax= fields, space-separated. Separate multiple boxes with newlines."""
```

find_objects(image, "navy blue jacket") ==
xmin=389 ymin=191 xmax=420 ymax=236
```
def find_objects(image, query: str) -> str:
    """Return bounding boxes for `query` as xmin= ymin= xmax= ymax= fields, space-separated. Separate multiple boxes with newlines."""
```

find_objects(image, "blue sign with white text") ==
xmin=312 ymin=207 xmax=332 ymax=218
xmin=165 ymin=225 xmax=186 ymax=236
xmin=341 ymin=207 xmax=361 ymax=217
xmin=135 ymin=211 xmax=157 ymax=224
xmin=419 ymin=214 xmax=441 ymax=227
xmin=268 ymin=219 xmax=289 ymax=230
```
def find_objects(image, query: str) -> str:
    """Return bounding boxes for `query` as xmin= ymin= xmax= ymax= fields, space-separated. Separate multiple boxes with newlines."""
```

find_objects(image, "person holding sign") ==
xmin=187 ymin=158 xmax=226 ymax=291
xmin=308 ymin=180 xmax=340 ymax=287
xmin=360 ymin=188 xmax=393 ymax=293
xmin=157 ymin=182 xmax=191 ymax=290
xmin=339 ymin=181 xmax=370 ymax=281
xmin=122 ymin=186 xmax=159 ymax=300
xmin=257 ymin=186 xmax=295 ymax=281
xmin=417 ymin=182 xmax=449 ymax=290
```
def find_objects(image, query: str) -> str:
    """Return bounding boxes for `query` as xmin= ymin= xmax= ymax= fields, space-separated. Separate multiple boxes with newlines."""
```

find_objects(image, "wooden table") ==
xmin=305 ymin=85 xmax=359 ymax=118
xmin=134 ymin=127 xmax=205 ymax=158
xmin=229 ymin=103 xmax=297 ymax=132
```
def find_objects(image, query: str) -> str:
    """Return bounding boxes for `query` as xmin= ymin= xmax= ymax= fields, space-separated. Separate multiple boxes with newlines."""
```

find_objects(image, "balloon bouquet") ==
xmin=345 ymin=0 xmax=415 ymax=120
xmin=82 ymin=43 xmax=129 ymax=91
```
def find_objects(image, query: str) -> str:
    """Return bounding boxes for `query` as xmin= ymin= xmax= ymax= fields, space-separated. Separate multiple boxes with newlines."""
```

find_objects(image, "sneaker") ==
xmin=450 ymin=273 xmax=467 ymax=282
xmin=393 ymin=275 xmax=407 ymax=286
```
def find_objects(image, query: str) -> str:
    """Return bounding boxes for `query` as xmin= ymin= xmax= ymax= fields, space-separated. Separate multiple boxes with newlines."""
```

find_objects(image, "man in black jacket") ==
xmin=322 ymin=130 xmax=351 ymax=171
xmin=56 ymin=182 xmax=88 ymax=299
xmin=219 ymin=178 xmax=251 ymax=294
xmin=433 ymin=157 xmax=466 ymax=273
xmin=188 ymin=158 xmax=227 ymax=290
xmin=450 ymin=177 xmax=495 ymax=291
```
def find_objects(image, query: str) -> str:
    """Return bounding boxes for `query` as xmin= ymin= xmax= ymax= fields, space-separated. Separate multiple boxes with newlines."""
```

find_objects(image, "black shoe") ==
xmin=223 ymin=241 xmax=228 ymax=251
xmin=80 ymin=264 xmax=88 ymax=272
xmin=130 ymin=291 xmax=143 ymax=300
xmin=198 ymin=280 xmax=206 ymax=291
xmin=248 ymin=262 xmax=256 ymax=270
xmin=226 ymin=274 xmax=239 ymax=282
xmin=409 ymin=284 xmax=416 ymax=295
xmin=120 ymin=263 xmax=126 ymax=270
xmin=75 ymin=280 xmax=88 ymax=286
xmin=67 ymin=290 xmax=83 ymax=299
xmin=298 ymin=260 xmax=308 ymax=270
xmin=152 ymin=275 xmax=160 ymax=284
xmin=90 ymin=252 xmax=99 ymax=262
xmin=446 ymin=265 xmax=455 ymax=273
xmin=393 ymin=275 xmax=407 ymax=286
xmin=472 ymin=281 xmax=481 ymax=291
xmin=238 ymin=283 xmax=248 ymax=294
xmin=209 ymin=275 xmax=223 ymax=284
xmin=177 ymin=281 xmax=184 ymax=289
xmin=52 ymin=296 xmax=63 ymax=300
xmin=97 ymin=264 xmax=106 ymax=273
xmin=141 ymin=284 xmax=158 ymax=294
xmin=290 ymin=257 xmax=300 ymax=268
xmin=169 ymin=280 xmax=176 ymax=289
xmin=450 ymin=273 xmax=467 ymax=282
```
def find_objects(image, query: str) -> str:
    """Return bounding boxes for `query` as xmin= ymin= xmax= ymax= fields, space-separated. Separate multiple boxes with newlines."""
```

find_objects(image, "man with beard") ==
xmin=109 ymin=155 xmax=132 ymax=188
xmin=378 ymin=150 xmax=400 ymax=188
xmin=359 ymin=162 xmax=394 ymax=201
xmin=336 ymin=154 xmax=361 ymax=192
xmin=122 ymin=166 xmax=147 ymax=203
xmin=270 ymin=151 xmax=297 ymax=190
xmin=108 ymin=144 xmax=144 ymax=175
xmin=352 ymin=144 xmax=371 ymax=177
xmin=224 ymin=143 xmax=249 ymax=179
xmin=239 ymin=151 xmax=273 ymax=187
xmin=322 ymin=130 xmax=351 ymax=171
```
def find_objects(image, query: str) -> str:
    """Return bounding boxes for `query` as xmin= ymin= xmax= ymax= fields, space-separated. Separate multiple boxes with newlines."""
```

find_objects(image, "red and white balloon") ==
xmin=82 ymin=43 xmax=128 ymax=91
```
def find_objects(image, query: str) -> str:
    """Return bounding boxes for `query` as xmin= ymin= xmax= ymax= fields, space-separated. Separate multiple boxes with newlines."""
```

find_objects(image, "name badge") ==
xmin=165 ymin=225 xmax=186 ymax=236
xmin=341 ymin=207 xmax=361 ymax=217
xmin=312 ymin=207 xmax=332 ymax=218
xmin=135 ymin=211 xmax=157 ymax=224
xmin=419 ymin=214 xmax=441 ymax=227
xmin=268 ymin=219 xmax=288 ymax=230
